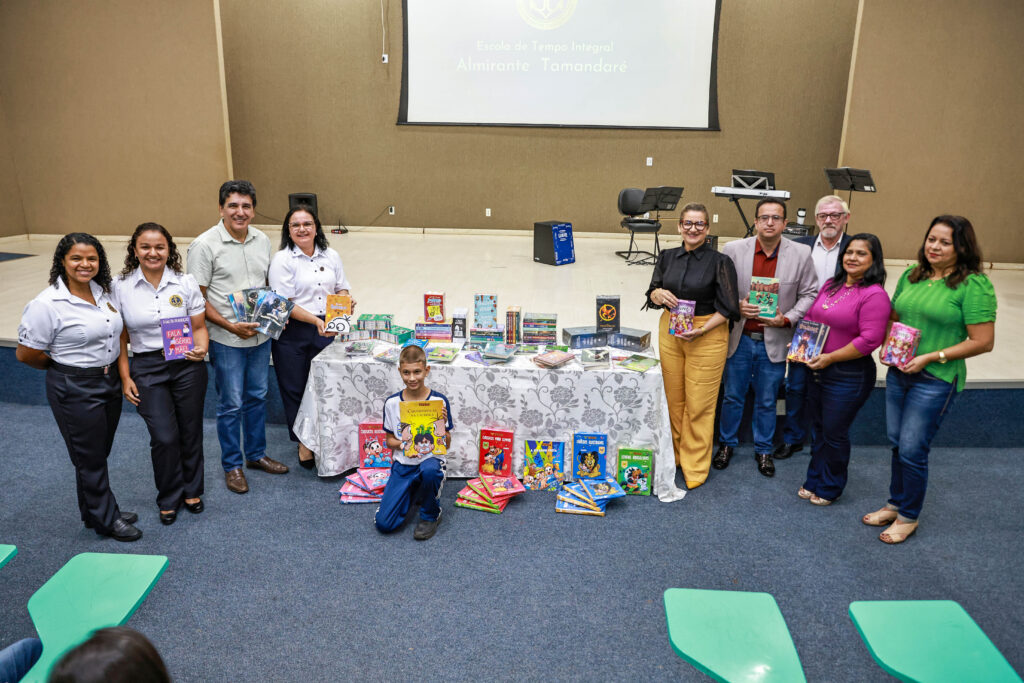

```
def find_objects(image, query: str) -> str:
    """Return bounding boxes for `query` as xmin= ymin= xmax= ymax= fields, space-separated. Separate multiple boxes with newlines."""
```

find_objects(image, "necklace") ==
xmin=821 ymin=284 xmax=855 ymax=310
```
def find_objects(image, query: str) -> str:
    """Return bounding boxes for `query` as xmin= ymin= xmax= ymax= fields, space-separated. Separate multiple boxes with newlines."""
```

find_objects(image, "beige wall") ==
xmin=840 ymin=0 xmax=1024 ymax=261
xmin=221 ymin=0 xmax=857 ymax=237
xmin=0 ymin=0 xmax=231 ymax=239
xmin=0 ymin=93 xmax=27 ymax=238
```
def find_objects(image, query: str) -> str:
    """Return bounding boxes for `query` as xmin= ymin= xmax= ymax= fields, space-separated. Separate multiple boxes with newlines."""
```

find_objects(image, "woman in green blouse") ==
xmin=864 ymin=215 xmax=996 ymax=543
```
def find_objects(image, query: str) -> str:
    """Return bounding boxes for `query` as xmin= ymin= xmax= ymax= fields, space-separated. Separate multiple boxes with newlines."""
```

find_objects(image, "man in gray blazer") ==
xmin=774 ymin=195 xmax=854 ymax=461
xmin=713 ymin=198 xmax=818 ymax=477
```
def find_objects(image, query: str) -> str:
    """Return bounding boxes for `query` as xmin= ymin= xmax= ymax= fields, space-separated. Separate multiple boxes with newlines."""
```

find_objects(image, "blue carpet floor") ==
xmin=0 ymin=401 xmax=1021 ymax=681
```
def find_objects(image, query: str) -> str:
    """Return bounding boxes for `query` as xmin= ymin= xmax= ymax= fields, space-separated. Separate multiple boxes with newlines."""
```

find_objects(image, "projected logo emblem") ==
xmin=516 ymin=0 xmax=577 ymax=30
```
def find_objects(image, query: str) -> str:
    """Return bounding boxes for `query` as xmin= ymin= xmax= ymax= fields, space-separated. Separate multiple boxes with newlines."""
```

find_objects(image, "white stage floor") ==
xmin=2 ymin=229 xmax=1019 ymax=386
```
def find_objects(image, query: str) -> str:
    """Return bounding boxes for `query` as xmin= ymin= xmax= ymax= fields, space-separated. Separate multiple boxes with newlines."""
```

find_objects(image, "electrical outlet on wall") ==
xmin=713 ymin=214 xmax=719 ymax=223
xmin=382 ymin=54 xmax=389 ymax=64
xmin=646 ymin=156 xmax=653 ymax=166
xmin=485 ymin=208 xmax=491 ymax=217
xmin=388 ymin=205 xmax=395 ymax=215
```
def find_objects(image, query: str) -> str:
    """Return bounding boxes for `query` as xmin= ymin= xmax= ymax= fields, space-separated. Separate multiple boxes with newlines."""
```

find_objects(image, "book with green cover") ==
xmin=618 ymin=354 xmax=660 ymax=373
xmin=749 ymin=276 xmax=780 ymax=317
xmin=617 ymin=447 xmax=653 ymax=496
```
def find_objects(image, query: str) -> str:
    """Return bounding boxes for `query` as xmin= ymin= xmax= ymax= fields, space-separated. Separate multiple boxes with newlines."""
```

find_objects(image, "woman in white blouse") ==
xmin=269 ymin=206 xmax=354 ymax=469
xmin=16 ymin=233 xmax=141 ymax=541
xmin=114 ymin=223 xmax=209 ymax=526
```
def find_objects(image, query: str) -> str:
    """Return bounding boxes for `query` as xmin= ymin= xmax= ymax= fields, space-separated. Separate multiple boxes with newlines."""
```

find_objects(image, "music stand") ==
xmin=732 ymin=170 xmax=776 ymax=190
xmin=825 ymin=167 xmax=876 ymax=211
xmin=639 ymin=186 xmax=684 ymax=215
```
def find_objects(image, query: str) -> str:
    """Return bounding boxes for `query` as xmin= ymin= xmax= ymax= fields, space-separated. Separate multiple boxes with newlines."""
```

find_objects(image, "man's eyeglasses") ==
xmin=681 ymin=220 xmax=707 ymax=230
xmin=756 ymin=215 xmax=784 ymax=224
xmin=816 ymin=212 xmax=847 ymax=221
xmin=289 ymin=221 xmax=315 ymax=230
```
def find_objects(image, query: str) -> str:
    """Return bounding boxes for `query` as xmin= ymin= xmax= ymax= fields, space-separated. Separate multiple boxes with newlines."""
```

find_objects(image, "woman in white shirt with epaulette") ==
xmin=16 ymin=233 xmax=142 ymax=542
xmin=114 ymin=223 xmax=209 ymax=526
xmin=268 ymin=206 xmax=353 ymax=470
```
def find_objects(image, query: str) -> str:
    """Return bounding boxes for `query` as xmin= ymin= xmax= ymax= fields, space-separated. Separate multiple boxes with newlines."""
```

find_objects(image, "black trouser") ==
xmin=271 ymin=317 xmax=332 ymax=442
xmin=45 ymin=365 xmax=122 ymax=532
xmin=130 ymin=352 xmax=207 ymax=510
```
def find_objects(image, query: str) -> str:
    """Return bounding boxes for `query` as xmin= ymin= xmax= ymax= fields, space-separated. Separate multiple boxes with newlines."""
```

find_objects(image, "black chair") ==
xmin=616 ymin=188 xmax=661 ymax=266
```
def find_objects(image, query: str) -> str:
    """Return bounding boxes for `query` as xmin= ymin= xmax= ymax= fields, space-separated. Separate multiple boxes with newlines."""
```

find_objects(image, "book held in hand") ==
xmin=324 ymin=294 xmax=353 ymax=334
xmin=880 ymin=322 xmax=921 ymax=369
xmin=670 ymin=300 xmax=696 ymax=336
xmin=160 ymin=316 xmax=194 ymax=360
xmin=252 ymin=290 xmax=294 ymax=339
xmin=749 ymin=276 xmax=780 ymax=317
xmin=398 ymin=400 xmax=447 ymax=459
xmin=786 ymin=320 xmax=830 ymax=363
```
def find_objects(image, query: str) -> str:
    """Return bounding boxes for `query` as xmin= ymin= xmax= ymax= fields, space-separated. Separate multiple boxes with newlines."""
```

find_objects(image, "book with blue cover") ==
xmin=572 ymin=432 xmax=608 ymax=479
xmin=579 ymin=476 xmax=627 ymax=503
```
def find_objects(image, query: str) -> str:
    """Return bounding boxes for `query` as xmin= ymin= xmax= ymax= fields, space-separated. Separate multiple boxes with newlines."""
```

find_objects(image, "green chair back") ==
xmin=664 ymin=588 xmax=806 ymax=682
xmin=0 ymin=544 xmax=15 ymax=570
xmin=849 ymin=600 xmax=1021 ymax=682
xmin=21 ymin=552 xmax=168 ymax=683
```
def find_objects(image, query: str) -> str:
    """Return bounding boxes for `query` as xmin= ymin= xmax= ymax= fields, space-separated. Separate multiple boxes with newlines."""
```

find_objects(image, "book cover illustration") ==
xmin=228 ymin=290 xmax=250 ymax=323
xmin=324 ymin=294 xmax=353 ymax=334
xmin=356 ymin=468 xmax=391 ymax=492
xmin=561 ymin=481 xmax=594 ymax=506
xmin=455 ymin=497 xmax=509 ymax=514
xmin=423 ymin=292 xmax=446 ymax=323
xmin=596 ymin=294 xmax=621 ymax=332
xmin=242 ymin=287 xmax=270 ymax=321
xmin=457 ymin=486 xmax=500 ymax=510
xmin=522 ymin=439 xmax=565 ymax=491
xmin=670 ymin=300 xmax=697 ymax=336
xmin=617 ymin=447 xmax=653 ymax=496
xmin=466 ymin=478 xmax=493 ymax=503
xmin=359 ymin=421 xmax=391 ymax=468
xmin=251 ymin=290 xmax=294 ymax=340
xmin=344 ymin=473 xmax=373 ymax=494
xmin=556 ymin=491 xmax=601 ymax=512
xmin=749 ymin=277 xmax=780 ymax=318
xmin=579 ymin=476 xmax=627 ymax=502
xmin=474 ymin=293 xmax=498 ymax=329
xmin=346 ymin=340 xmax=376 ymax=355
xmin=479 ymin=428 xmax=514 ymax=476
xmin=787 ymin=320 xmax=831 ymax=364
xmin=617 ymin=354 xmax=660 ymax=373
xmin=481 ymin=342 xmax=517 ymax=360
xmin=573 ymin=432 xmax=608 ymax=479
xmin=427 ymin=346 xmax=459 ymax=364
xmin=555 ymin=496 xmax=605 ymax=517
xmin=339 ymin=481 xmax=379 ymax=499
xmin=398 ymin=400 xmax=447 ymax=459
xmin=160 ymin=316 xmax=194 ymax=360
xmin=480 ymin=474 xmax=526 ymax=499
xmin=880 ymin=322 xmax=921 ymax=369
xmin=373 ymin=346 xmax=400 ymax=364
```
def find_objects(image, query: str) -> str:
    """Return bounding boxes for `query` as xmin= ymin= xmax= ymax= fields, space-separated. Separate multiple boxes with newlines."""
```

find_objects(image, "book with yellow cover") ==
xmin=398 ymin=400 xmax=447 ymax=459
xmin=325 ymin=294 xmax=353 ymax=333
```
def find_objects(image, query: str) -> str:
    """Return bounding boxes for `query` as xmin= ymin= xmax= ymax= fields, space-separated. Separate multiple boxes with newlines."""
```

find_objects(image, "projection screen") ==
xmin=399 ymin=0 xmax=721 ymax=130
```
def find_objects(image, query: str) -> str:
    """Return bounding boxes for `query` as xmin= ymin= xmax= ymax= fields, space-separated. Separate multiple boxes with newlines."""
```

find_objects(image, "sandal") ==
xmin=809 ymin=494 xmax=833 ymax=506
xmin=862 ymin=506 xmax=898 ymax=526
xmin=879 ymin=519 xmax=918 ymax=544
xmin=797 ymin=487 xmax=813 ymax=500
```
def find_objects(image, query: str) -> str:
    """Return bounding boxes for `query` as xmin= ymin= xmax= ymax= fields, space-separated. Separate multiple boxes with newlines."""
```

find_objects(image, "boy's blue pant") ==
xmin=374 ymin=458 xmax=446 ymax=533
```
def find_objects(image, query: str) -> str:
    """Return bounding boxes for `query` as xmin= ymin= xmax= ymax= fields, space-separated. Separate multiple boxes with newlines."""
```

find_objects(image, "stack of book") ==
xmin=505 ymin=306 xmax=522 ymax=344
xmin=415 ymin=319 xmax=454 ymax=342
xmin=555 ymin=476 xmax=626 ymax=516
xmin=372 ymin=346 xmax=400 ymax=364
xmin=339 ymin=468 xmax=390 ymax=504
xmin=357 ymin=313 xmax=394 ymax=333
xmin=455 ymin=474 xmax=526 ymax=513
xmin=579 ymin=348 xmax=609 ymax=370
xmin=229 ymin=287 xmax=294 ymax=340
xmin=378 ymin=325 xmax=413 ymax=345
xmin=345 ymin=340 xmax=376 ymax=356
xmin=522 ymin=312 xmax=558 ymax=345
xmin=481 ymin=342 xmax=517 ymax=362
xmin=469 ymin=326 xmax=505 ymax=346
xmin=532 ymin=349 xmax=574 ymax=369
xmin=427 ymin=344 xmax=460 ymax=363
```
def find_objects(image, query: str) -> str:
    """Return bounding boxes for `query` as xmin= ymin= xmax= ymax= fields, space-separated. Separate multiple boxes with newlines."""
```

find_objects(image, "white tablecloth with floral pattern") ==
xmin=293 ymin=342 xmax=685 ymax=502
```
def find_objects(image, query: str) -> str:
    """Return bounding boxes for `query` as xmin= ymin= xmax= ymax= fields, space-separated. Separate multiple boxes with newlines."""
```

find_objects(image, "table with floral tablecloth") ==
xmin=293 ymin=342 xmax=685 ymax=502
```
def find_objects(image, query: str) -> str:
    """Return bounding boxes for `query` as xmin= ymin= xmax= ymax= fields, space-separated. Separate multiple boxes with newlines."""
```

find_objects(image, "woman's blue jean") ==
xmin=803 ymin=356 xmax=875 ymax=501
xmin=885 ymin=366 xmax=958 ymax=520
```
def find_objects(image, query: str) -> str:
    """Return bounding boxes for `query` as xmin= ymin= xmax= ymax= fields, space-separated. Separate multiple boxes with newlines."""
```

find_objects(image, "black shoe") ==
xmin=184 ymin=499 xmax=204 ymax=514
xmin=159 ymin=510 xmax=177 ymax=526
xmin=773 ymin=443 xmax=803 ymax=460
xmin=755 ymin=452 xmax=775 ymax=477
xmin=712 ymin=445 xmax=734 ymax=470
xmin=413 ymin=511 xmax=441 ymax=541
xmin=84 ymin=511 xmax=138 ymax=529
xmin=97 ymin=518 xmax=143 ymax=542
xmin=298 ymin=457 xmax=316 ymax=470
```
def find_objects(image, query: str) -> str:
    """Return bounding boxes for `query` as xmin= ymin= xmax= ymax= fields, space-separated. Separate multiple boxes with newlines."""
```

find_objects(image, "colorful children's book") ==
xmin=481 ymin=342 xmax=517 ymax=361
xmin=373 ymin=346 xmax=400 ymax=364
xmin=464 ymin=350 xmax=508 ymax=366
xmin=670 ymin=300 xmax=696 ymax=336
xmin=340 ymin=493 xmax=381 ymax=504
xmin=596 ymin=294 xmax=621 ymax=332
xmin=480 ymin=474 xmax=526 ymax=499
xmin=344 ymin=473 xmax=373 ymax=494
xmin=455 ymin=497 xmax=509 ymax=514
xmin=160 ymin=316 xmax=194 ymax=360
xmin=251 ymin=290 xmax=294 ymax=339
xmin=479 ymin=428 xmax=514 ymax=476
xmin=346 ymin=340 xmax=376 ymax=355
xmin=555 ymin=496 xmax=605 ymax=516
xmin=324 ymin=294 xmax=353 ymax=334
xmin=474 ymin=294 xmax=498 ymax=329
xmin=424 ymin=292 xmax=446 ymax=323
xmin=787 ymin=320 xmax=830 ymax=363
xmin=359 ymin=421 xmax=391 ymax=468
xmin=561 ymin=481 xmax=595 ymax=506
xmin=243 ymin=287 xmax=270 ymax=321
xmin=523 ymin=439 xmax=566 ymax=491
xmin=398 ymin=400 xmax=447 ymax=459
xmin=556 ymin=491 xmax=601 ymax=512
xmin=533 ymin=349 xmax=574 ymax=369
xmin=457 ymin=486 xmax=500 ymax=510
xmin=339 ymin=481 xmax=379 ymax=499
xmin=617 ymin=447 xmax=653 ymax=496
xmin=618 ymin=354 xmax=660 ymax=373
xmin=880 ymin=322 xmax=921 ymax=369
xmin=579 ymin=476 xmax=627 ymax=502
xmin=426 ymin=345 xmax=459 ymax=364
xmin=749 ymin=276 xmax=780 ymax=317
xmin=466 ymin=478 xmax=493 ymax=503
xmin=356 ymin=468 xmax=391 ymax=492
xmin=573 ymin=432 xmax=608 ymax=479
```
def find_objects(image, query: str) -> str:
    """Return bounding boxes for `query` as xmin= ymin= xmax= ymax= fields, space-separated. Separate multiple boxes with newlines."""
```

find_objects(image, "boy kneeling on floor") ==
xmin=374 ymin=344 xmax=453 ymax=540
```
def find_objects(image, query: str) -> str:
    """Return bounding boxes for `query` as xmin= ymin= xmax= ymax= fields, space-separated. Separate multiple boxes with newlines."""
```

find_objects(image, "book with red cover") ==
xmin=356 ymin=468 xmax=390 ymax=492
xmin=880 ymin=322 xmax=921 ymax=369
xmin=480 ymin=474 xmax=526 ymax=499
xmin=339 ymin=481 xmax=379 ymax=499
xmin=455 ymin=497 xmax=509 ymax=514
xmin=340 ymin=493 xmax=380 ymax=504
xmin=424 ymin=292 xmax=446 ymax=323
xmin=466 ymin=478 xmax=494 ymax=503
xmin=479 ymin=428 xmax=514 ymax=477
xmin=456 ymin=486 xmax=500 ymax=510
xmin=358 ymin=421 xmax=391 ymax=468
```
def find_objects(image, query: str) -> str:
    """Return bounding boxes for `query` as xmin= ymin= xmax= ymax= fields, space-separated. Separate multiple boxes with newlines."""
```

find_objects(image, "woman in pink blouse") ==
xmin=797 ymin=234 xmax=891 ymax=505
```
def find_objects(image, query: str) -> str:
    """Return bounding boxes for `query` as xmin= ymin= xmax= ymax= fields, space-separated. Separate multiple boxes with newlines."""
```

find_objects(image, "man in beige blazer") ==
xmin=713 ymin=199 xmax=818 ymax=477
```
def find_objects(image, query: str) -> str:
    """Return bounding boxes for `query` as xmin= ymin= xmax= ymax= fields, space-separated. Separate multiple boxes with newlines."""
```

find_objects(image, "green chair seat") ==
xmin=849 ymin=600 xmax=1021 ymax=682
xmin=0 ymin=544 xmax=15 ymax=570
xmin=664 ymin=588 xmax=806 ymax=682
xmin=21 ymin=552 xmax=168 ymax=683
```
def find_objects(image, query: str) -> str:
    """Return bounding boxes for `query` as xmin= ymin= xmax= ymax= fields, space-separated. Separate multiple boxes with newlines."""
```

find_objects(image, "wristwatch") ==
xmin=938 ymin=350 xmax=948 ymax=364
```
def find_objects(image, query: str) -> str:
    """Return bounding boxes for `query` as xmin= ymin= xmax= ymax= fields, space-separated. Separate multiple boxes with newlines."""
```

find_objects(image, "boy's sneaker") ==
xmin=413 ymin=511 xmax=441 ymax=541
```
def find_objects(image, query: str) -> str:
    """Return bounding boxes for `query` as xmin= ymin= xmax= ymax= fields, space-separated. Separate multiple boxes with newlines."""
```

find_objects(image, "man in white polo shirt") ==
xmin=187 ymin=180 xmax=289 ymax=494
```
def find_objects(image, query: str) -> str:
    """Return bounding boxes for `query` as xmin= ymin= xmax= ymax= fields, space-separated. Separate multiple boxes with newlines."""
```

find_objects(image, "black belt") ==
xmin=132 ymin=350 xmax=164 ymax=358
xmin=742 ymin=330 xmax=765 ymax=341
xmin=50 ymin=361 xmax=115 ymax=376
